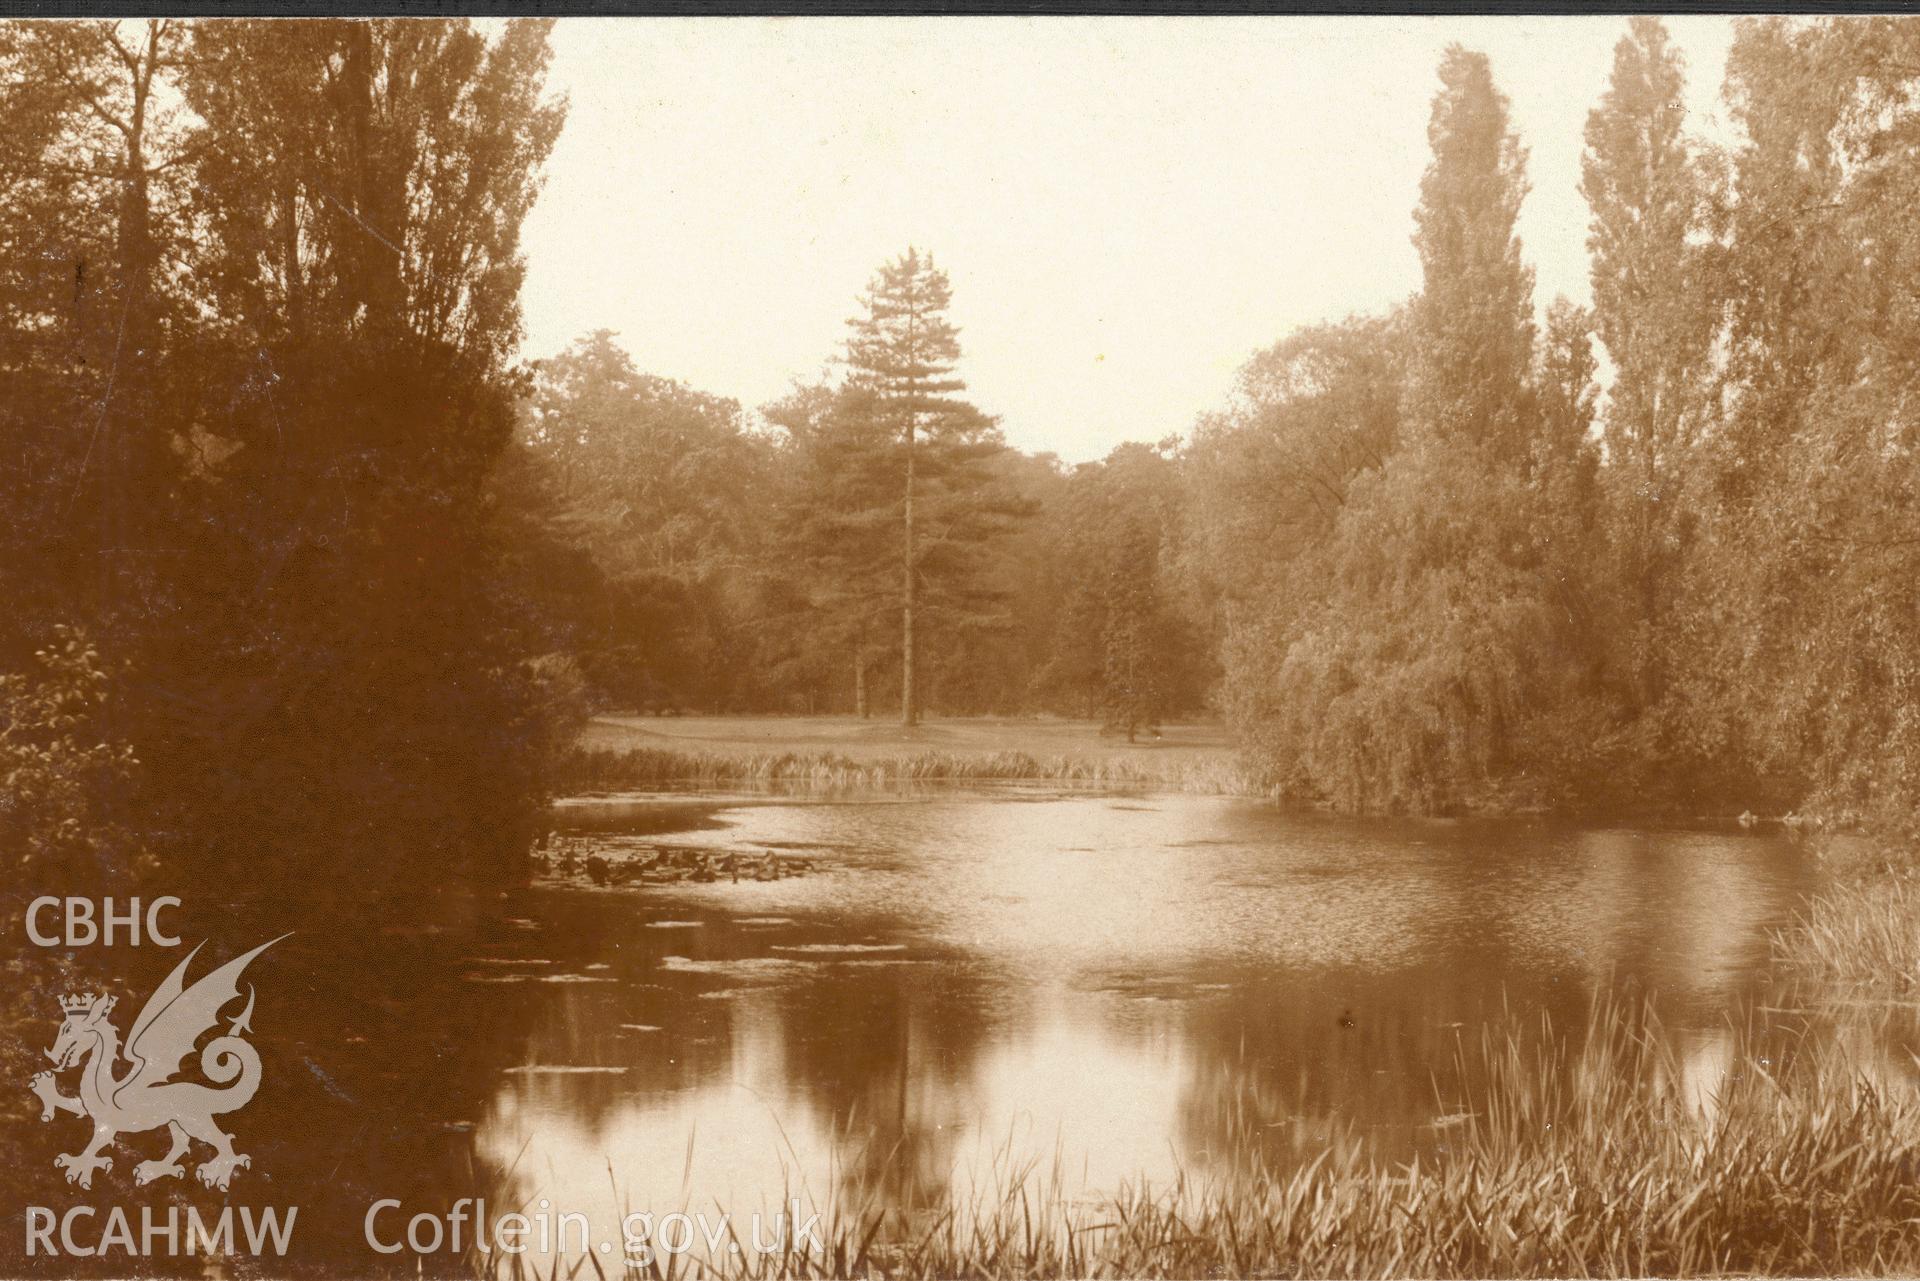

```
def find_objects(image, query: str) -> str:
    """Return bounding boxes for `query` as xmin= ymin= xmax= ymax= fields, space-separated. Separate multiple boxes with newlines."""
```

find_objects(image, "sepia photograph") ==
xmin=4 ymin=8 xmax=1920 ymax=1278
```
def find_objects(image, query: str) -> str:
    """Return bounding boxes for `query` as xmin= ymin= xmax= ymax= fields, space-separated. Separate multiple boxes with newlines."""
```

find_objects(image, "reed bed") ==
xmin=1773 ymin=867 xmax=1920 ymax=991
xmin=553 ymin=745 xmax=1265 ymax=796
xmin=470 ymin=998 xmax=1920 ymax=1279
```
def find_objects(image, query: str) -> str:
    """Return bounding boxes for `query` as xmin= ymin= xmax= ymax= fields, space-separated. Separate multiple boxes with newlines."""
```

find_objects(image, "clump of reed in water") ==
xmin=468 ymin=996 xmax=1920 ymax=1279
xmin=1773 ymin=867 xmax=1920 ymax=991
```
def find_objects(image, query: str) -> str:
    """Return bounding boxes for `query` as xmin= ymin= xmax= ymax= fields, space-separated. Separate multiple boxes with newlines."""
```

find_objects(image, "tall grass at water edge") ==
xmin=554 ymin=745 xmax=1266 ymax=796
xmin=1773 ymin=856 xmax=1920 ymax=992
xmin=468 ymin=994 xmax=1920 ymax=1280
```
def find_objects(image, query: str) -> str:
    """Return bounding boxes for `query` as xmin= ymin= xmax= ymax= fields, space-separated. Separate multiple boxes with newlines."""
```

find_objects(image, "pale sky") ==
xmin=518 ymin=16 xmax=1741 ymax=463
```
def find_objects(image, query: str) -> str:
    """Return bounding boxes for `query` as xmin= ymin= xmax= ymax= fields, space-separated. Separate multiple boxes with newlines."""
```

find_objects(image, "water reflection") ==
xmin=466 ymin=795 xmax=1823 ymax=1268
xmin=0 ymin=794 xmax=1830 ymax=1276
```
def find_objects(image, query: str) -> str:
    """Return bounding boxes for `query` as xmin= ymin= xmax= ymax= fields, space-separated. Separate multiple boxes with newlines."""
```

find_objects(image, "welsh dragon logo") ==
xmin=28 ymin=936 xmax=287 ymax=1191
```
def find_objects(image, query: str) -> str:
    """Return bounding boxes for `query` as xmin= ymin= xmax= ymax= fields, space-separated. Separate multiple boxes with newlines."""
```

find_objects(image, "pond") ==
xmin=0 ymin=788 xmax=1832 ymax=1277
xmin=457 ymin=790 xmax=1820 ymax=1266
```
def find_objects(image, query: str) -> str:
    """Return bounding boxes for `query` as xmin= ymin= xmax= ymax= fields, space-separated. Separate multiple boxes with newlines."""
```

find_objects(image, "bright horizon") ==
xmin=519 ymin=15 xmax=1741 ymax=463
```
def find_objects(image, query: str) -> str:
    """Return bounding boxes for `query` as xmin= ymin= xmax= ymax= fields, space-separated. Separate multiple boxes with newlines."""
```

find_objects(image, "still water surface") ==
xmin=461 ymin=790 xmax=1818 ymax=1251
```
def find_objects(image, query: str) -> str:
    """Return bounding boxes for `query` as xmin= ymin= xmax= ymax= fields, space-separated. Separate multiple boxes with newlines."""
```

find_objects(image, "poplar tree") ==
xmin=1227 ymin=46 xmax=1592 ymax=813
xmin=1581 ymin=16 xmax=1712 ymax=712
xmin=1413 ymin=45 xmax=1536 ymax=464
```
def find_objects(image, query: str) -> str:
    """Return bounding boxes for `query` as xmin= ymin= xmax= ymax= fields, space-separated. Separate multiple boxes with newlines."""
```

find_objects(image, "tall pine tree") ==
xmin=841 ymin=249 xmax=1018 ymax=726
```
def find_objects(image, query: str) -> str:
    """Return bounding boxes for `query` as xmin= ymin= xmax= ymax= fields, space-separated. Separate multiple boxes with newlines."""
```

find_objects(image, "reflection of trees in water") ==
xmin=18 ymin=816 xmax=1820 ymax=1275
xmin=0 ymin=917 xmax=532 ymax=1278
xmin=1483 ymin=828 xmax=1807 ymax=1015
xmin=455 ymin=886 xmax=1010 ymax=1237
xmin=1730 ymin=986 xmax=1920 ymax=1108
xmin=1169 ymin=965 xmax=1523 ymax=1173
xmin=120 ymin=913 xmax=533 ymax=1278
xmin=767 ymin=967 xmax=1004 ymax=1217
xmin=261 ymin=927 xmax=532 ymax=1276
xmin=1171 ymin=949 xmax=1920 ymax=1192
xmin=1160 ymin=823 xmax=1819 ymax=1181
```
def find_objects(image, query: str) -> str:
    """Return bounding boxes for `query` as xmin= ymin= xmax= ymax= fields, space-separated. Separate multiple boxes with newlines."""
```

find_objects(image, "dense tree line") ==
xmin=412 ymin=14 xmax=1920 ymax=828
xmin=1196 ymin=16 xmax=1920 ymax=825
xmin=521 ymin=249 xmax=1215 ymax=729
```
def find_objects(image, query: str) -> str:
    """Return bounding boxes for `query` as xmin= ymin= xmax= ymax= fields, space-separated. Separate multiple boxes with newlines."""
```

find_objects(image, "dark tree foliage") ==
xmin=1414 ymin=46 xmax=1538 ymax=467
xmin=1030 ymin=441 xmax=1214 ymax=726
xmin=517 ymin=330 xmax=772 ymax=712
xmin=1580 ymin=17 xmax=1717 ymax=733
xmin=1100 ymin=519 xmax=1163 ymax=743
xmin=1675 ymin=16 xmax=1920 ymax=831
xmin=766 ymin=380 xmax=912 ymax=717
xmin=0 ymin=18 xmax=568 ymax=921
